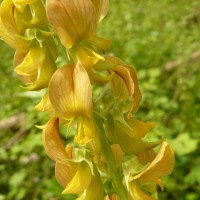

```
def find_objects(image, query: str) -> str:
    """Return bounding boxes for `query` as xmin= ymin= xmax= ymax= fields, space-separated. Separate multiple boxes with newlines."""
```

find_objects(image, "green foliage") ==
xmin=1 ymin=0 xmax=200 ymax=199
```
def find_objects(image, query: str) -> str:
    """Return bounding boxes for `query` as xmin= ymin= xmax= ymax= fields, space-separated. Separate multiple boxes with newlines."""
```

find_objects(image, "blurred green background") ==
xmin=0 ymin=0 xmax=200 ymax=199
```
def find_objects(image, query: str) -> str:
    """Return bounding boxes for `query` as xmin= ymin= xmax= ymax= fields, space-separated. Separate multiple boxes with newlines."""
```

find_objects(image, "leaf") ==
xmin=170 ymin=133 xmax=198 ymax=156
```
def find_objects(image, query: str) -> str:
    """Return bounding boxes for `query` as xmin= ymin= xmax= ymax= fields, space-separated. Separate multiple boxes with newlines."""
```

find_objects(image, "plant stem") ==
xmin=94 ymin=113 xmax=127 ymax=200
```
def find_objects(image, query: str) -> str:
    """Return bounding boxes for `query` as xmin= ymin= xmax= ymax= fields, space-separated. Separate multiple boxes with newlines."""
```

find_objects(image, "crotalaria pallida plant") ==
xmin=0 ymin=0 xmax=175 ymax=199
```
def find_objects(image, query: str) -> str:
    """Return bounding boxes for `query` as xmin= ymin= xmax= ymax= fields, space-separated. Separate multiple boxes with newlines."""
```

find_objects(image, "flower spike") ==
xmin=0 ymin=0 xmax=175 ymax=199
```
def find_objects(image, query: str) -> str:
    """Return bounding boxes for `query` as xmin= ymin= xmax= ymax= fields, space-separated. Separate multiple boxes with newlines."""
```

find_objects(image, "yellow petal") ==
xmin=129 ymin=182 xmax=156 ymax=200
xmin=14 ymin=4 xmax=32 ymax=33
xmin=28 ymin=1 xmax=48 ymax=27
xmin=55 ymin=162 xmax=77 ymax=188
xmin=34 ymin=91 xmax=54 ymax=113
xmin=116 ymin=117 xmax=156 ymax=139
xmin=87 ymin=68 xmax=114 ymax=85
xmin=132 ymin=141 xmax=175 ymax=184
xmin=93 ymin=56 xmax=123 ymax=71
xmin=0 ymin=1 xmax=30 ymax=50
xmin=49 ymin=64 xmax=93 ymax=119
xmin=116 ymin=127 xmax=161 ymax=154
xmin=83 ymin=165 xmax=104 ymax=200
xmin=75 ymin=117 xmax=96 ymax=144
xmin=91 ymin=0 xmax=109 ymax=22
xmin=13 ymin=0 xmax=37 ymax=6
xmin=0 ymin=0 xmax=19 ymax=33
xmin=15 ymin=43 xmax=46 ymax=76
xmin=83 ymin=177 xmax=104 ymax=200
xmin=43 ymin=118 xmax=68 ymax=162
xmin=95 ymin=60 xmax=141 ymax=116
xmin=87 ymin=35 xmax=111 ymax=51
xmin=46 ymin=0 xmax=97 ymax=48
xmin=109 ymin=71 xmax=129 ymax=99
xmin=69 ymin=44 xmax=104 ymax=68
xmin=62 ymin=162 xmax=92 ymax=194
xmin=137 ymin=149 xmax=156 ymax=165
xmin=113 ymin=65 xmax=142 ymax=117
xmin=25 ymin=50 xmax=56 ymax=90
xmin=14 ymin=51 xmax=37 ymax=83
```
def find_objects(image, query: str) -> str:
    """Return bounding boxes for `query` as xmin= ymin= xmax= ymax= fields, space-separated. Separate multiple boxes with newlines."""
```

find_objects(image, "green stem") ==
xmin=94 ymin=113 xmax=127 ymax=200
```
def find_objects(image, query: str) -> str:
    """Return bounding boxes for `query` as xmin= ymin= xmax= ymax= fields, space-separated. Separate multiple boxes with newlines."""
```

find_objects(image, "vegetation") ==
xmin=0 ymin=0 xmax=200 ymax=199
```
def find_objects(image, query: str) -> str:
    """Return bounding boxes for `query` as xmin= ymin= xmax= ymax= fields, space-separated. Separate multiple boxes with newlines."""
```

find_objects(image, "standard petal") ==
xmin=109 ymin=71 xmax=130 ymax=100
xmin=113 ymin=65 xmax=142 ymax=117
xmin=132 ymin=141 xmax=175 ymax=184
xmin=0 ymin=0 xmax=19 ymax=33
xmin=46 ymin=0 xmax=97 ymax=48
xmin=55 ymin=162 xmax=77 ymax=188
xmin=43 ymin=118 xmax=68 ymax=162
xmin=91 ymin=0 xmax=109 ymax=22
xmin=137 ymin=149 xmax=156 ymax=165
xmin=62 ymin=162 xmax=92 ymax=194
xmin=49 ymin=64 xmax=92 ymax=119
xmin=49 ymin=64 xmax=76 ymax=119
xmin=73 ymin=63 xmax=93 ymax=117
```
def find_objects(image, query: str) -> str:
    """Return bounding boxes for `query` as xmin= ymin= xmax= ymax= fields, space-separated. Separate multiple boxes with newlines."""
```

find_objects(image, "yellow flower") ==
xmin=43 ymin=118 xmax=104 ymax=199
xmin=14 ymin=40 xmax=57 ymax=90
xmin=107 ymin=114 xmax=160 ymax=154
xmin=132 ymin=141 xmax=175 ymax=186
xmin=0 ymin=0 xmax=31 ymax=51
xmin=122 ymin=141 xmax=175 ymax=199
xmin=93 ymin=56 xmax=142 ymax=117
xmin=0 ymin=0 xmax=48 ymax=50
xmin=48 ymin=64 xmax=98 ymax=144
xmin=46 ymin=0 xmax=111 ymax=67
xmin=46 ymin=0 xmax=108 ymax=48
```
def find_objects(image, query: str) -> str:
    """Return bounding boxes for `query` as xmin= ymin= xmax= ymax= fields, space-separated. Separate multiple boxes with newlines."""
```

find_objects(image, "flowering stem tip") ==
xmin=0 ymin=0 xmax=174 ymax=199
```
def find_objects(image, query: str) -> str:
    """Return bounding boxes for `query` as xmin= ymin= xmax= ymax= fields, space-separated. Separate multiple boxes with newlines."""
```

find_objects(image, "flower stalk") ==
xmin=94 ymin=113 xmax=128 ymax=200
